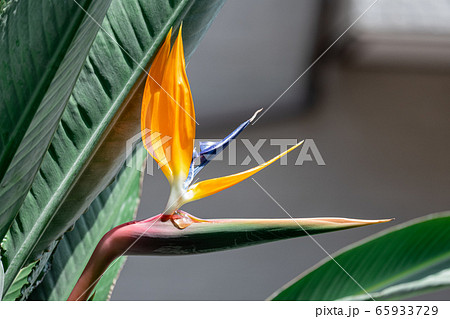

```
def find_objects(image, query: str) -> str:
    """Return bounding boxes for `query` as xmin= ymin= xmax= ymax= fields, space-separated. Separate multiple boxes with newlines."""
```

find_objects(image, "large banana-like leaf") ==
xmin=1 ymin=0 xmax=225 ymax=294
xmin=0 ymin=258 xmax=3 ymax=299
xmin=0 ymin=0 xmax=113 ymax=239
xmin=269 ymin=212 xmax=450 ymax=301
xmin=27 ymin=148 xmax=146 ymax=301
xmin=2 ymin=262 xmax=37 ymax=301
xmin=2 ymin=240 xmax=59 ymax=300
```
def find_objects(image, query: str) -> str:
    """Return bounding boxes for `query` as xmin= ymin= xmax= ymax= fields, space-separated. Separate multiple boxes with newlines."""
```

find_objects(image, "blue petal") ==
xmin=199 ymin=141 xmax=218 ymax=153
xmin=184 ymin=148 xmax=198 ymax=189
xmin=183 ymin=109 xmax=262 ymax=188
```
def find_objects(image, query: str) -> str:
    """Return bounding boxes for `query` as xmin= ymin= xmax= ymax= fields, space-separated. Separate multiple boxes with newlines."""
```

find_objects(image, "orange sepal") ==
xmin=184 ymin=140 xmax=304 ymax=203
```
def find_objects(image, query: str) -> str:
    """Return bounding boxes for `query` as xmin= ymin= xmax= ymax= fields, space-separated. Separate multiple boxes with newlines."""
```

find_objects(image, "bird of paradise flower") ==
xmin=69 ymin=27 xmax=390 ymax=301
xmin=141 ymin=26 xmax=304 ymax=224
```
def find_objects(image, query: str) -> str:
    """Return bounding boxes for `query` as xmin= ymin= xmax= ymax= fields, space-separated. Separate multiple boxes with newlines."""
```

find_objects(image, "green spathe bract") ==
xmin=68 ymin=212 xmax=390 ymax=300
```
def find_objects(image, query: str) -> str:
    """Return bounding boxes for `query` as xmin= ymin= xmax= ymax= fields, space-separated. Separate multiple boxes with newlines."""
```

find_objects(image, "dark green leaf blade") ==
xmin=1 ymin=261 xmax=37 ymax=301
xmin=28 ymin=148 xmax=146 ymax=301
xmin=0 ymin=0 xmax=113 ymax=240
xmin=91 ymin=257 xmax=126 ymax=301
xmin=1 ymin=0 xmax=225 ymax=293
xmin=270 ymin=213 xmax=450 ymax=301
xmin=0 ymin=257 xmax=4 ymax=299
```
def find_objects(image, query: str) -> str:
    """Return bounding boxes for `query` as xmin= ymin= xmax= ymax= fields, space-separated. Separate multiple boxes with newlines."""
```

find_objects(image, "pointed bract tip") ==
xmin=363 ymin=218 xmax=394 ymax=224
xmin=357 ymin=217 xmax=393 ymax=227
xmin=346 ymin=218 xmax=393 ymax=225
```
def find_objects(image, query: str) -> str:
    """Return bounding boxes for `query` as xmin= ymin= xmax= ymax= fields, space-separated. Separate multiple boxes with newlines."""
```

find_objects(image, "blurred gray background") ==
xmin=111 ymin=0 xmax=450 ymax=300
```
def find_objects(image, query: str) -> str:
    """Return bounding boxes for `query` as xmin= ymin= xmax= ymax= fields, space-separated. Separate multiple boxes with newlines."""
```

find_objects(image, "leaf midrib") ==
xmin=0 ymin=1 xmax=90 ymax=181
xmin=341 ymin=249 xmax=450 ymax=300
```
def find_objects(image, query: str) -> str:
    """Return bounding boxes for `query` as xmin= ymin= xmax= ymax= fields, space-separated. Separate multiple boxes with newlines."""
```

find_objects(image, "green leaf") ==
xmin=90 ymin=257 xmax=126 ymax=301
xmin=1 ymin=261 xmax=37 ymax=301
xmin=270 ymin=212 xmax=450 ymax=301
xmin=1 ymin=0 xmax=225 ymax=294
xmin=1 ymin=239 xmax=59 ymax=300
xmin=27 ymin=148 xmax=146 ymax=301
xmin=0 ymin=258 xmax=4 ymax=299
xmin=0 ymin=0 xmax=9 ymax=13
xmin=0 ymin=0 xmax=113 ymax=239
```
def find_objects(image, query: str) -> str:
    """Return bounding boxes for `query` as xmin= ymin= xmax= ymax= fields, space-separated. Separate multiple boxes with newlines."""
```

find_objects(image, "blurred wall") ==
xmin=187 ymin=0 xmax=321 ymax=126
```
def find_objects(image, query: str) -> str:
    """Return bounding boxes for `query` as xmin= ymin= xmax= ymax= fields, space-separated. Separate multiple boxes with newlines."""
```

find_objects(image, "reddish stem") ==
xmin=68 ymin=219 xmax=149 ymax=301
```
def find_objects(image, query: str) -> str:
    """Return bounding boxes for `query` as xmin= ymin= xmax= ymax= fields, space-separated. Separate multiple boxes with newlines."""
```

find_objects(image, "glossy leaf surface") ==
xmin=2 ymin=261 xmax=37 ymax=301
xmin=0 ymin=0 xmax=112 ymax=241
xmin=28 ymin=149 xmax=146 ymax=301
xmin=270 ymin=213 xmax=450 ymax=301
xmin=0 ymin=259 xmax=3 ymax=299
